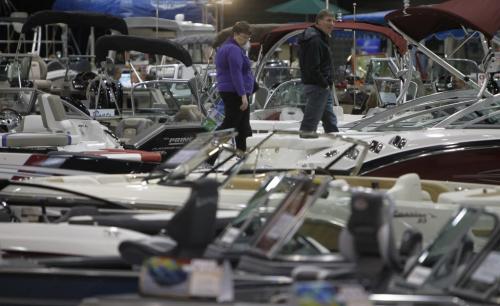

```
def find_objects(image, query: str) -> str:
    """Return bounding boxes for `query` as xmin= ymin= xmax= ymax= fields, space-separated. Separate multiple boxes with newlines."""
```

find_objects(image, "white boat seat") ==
xmin=387 ymin=173 xmax=431 ymax=201
xmin=29 ymin=55 xmax=48 ymax=80
xmin=14 ymin=55 xmax=52 ymax=90
xmin=38 ymin=93 xmax=77 ymax=134
xmin=115 ymin=117 xmax=154 ymax=143
xmin=17 ymin=115 xmax=49 ymax=133
xmin=0 ymin=132 xmax=72 ymax=147
xmin=33 ymin=79 xmax=52 ymax=90
xmin=173 ymin=105 xmax=204 ymax=122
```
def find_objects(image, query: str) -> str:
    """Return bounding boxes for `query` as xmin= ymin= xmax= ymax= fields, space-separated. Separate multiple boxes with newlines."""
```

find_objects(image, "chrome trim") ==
xmin=374 ymin=98 xmax=477 ymax=131
xmin=433 ymin=95 xmax=500 ymax=128
xmin=275 ymin=253 xmax=346 ymax=262
xmin=349 ymin=89 xmax=478 ymax=130
xmin=459 ymin=107 xmax=500 ymax=128
xmin=370 ymin=294 xmax=470 ymax=305
xmin=388 ymin=21 xmax=490 ymax=97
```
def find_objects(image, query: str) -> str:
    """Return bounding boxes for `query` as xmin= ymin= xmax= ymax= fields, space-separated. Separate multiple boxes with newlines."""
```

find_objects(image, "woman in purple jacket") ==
xmin=215 ymin=21 xmax=254 ymax=152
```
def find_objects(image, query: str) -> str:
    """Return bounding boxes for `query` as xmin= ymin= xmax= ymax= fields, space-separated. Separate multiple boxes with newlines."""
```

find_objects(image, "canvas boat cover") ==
xmin=21 ymin=10 xmax=128 ymax=35
xmin=385 ymin=0 xmax=500 ymax=41
xmin=95 ymin=35 xmax=192 ymax=67
xmin=260 ymin=21 xmax=408 ymax=55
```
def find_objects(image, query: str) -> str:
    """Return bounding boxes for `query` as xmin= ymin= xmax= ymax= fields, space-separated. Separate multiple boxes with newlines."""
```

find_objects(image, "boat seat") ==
xmin=38 ymin=93 xmax=78 ymax=135
xmin=118 ymin=178 xmax=220 ymax=264
xmin=173 ymin=105 xmax=204 ymax=122
xmin=339 ymin=190 xmax=402 ymax=287
xmin=164 ymin=178 xmax=219 ymax=257
xmin=115 ymin=117 xmax=154 ymax=143
xmin=337 ymin=175 xmax=448 ymax=202
xmin=16 ymin=55 xmax=51 ymax=90
xmin=17 ymin=115 xmax=49 ymax=133
xmin=29 ymin=55 xmax=47 ymax=79
xmin=0 ymin=132 xmax=72 ymax=147
xmin=387 ymin=173 xmax=431 ymax=202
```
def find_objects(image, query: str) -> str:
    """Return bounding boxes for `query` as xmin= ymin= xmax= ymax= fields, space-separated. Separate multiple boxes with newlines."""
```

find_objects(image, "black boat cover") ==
xmin=21 ymin=10 xmax=128 ymax=35
xmin=95 ymin=35 xmax=193 ymax=67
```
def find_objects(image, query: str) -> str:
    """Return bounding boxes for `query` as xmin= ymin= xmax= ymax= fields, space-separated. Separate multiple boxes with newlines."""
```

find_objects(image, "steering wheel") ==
xmin=0 ymin=108 xmax=22 ymax=132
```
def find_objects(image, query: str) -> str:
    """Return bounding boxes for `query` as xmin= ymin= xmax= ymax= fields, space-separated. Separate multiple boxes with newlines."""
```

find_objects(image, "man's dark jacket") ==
xmin=298 ymin=25 xmax=333 ymax=88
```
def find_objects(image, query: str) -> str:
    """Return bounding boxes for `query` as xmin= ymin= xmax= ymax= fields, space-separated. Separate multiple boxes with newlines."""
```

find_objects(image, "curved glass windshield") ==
xmin=264 ymin=79 xmax=305 ymax=110
xmin=405 ymin=207 xmax=497 ymax=288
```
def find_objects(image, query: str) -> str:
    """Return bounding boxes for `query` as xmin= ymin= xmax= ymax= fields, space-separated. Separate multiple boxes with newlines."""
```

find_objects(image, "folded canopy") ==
xmin=22 ymin=10 xmax=128 ymax=35
xmin=385 ymin=0 xmax=500 ymax=41
xmin=95 ymin=35 xmax=192 ymax=67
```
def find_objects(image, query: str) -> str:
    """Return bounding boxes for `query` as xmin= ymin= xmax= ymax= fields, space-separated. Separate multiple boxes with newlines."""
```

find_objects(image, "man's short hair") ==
xmin=232 ymin=21 xmax=252 ymax=35
xmin=315 ymin=9 xmax=334 ymax=23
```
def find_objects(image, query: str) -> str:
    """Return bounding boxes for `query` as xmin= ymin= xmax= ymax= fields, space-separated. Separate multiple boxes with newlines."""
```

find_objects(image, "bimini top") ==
xmin=95 ymin=35 xmax=192 ymax=67
xmin=385 ymin=0 xmax=500 ymax=41
xmin=260 ymin=21 xmax=408 ymax=56
xmin=21 ymin=10 xmax=128 ymax=35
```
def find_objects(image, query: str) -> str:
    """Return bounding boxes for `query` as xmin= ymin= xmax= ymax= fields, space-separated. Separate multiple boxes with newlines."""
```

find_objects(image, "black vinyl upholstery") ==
xmin=339 ymin=190 xmax=402 ymax=288
xmin=118 ymin=178 xmax=220 ymax=264
xmin=166 ymin=178 xmax=220 ymax=257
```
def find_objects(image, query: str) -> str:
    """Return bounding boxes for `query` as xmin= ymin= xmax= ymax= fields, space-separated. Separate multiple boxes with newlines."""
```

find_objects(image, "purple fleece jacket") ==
xmin=215 ymin=37 xmax=254 ymax=96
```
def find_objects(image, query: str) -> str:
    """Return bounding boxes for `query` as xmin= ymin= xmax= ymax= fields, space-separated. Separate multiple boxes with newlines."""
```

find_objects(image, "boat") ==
xmin=8 ymin=10 xmax=129 ymax=92
xmin=0 ymin=87 xmax=162 ymax=179
xmin=0 ymin=173 xmax=496 ymax=305
xmin=243 ymin=0 xmax=500 ymax=184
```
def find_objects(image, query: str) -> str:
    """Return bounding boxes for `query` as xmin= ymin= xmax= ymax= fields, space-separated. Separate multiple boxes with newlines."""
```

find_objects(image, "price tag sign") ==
xmin=406 ymin=265 xmax=432 ymax=286
xmin=189 ymin=259 xmax=223 ymax=298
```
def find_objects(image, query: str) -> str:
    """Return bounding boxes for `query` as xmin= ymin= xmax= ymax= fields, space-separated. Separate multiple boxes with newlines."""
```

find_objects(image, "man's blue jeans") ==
xmin=300 ymin=84 xmax=338 ymax=133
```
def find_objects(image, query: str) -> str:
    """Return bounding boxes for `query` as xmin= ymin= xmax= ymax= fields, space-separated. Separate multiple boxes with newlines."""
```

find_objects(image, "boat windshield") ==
xmin=146 ymin=128 xmax=237 ymax=181
xmin=0 ymin=88 xmax=35 ymax=115
xmin=450 ymin=213 xmax=500 ymax=304
xmin=127 ymin=79 xmax=199 ymax=118
xmin=373 ymin=94 xmax=500 ymax=131
xmin=403 ymin=207 xmax=497 ymax=288
xmin=213 ymin=175 xmax=357 ymax=259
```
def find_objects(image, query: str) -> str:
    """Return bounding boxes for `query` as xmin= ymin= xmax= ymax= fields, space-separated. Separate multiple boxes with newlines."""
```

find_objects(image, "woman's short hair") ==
xmin=232 ymin=21 xmax=252 ymax=35
xmin=315 ymin=9 xmax=334 ymax=23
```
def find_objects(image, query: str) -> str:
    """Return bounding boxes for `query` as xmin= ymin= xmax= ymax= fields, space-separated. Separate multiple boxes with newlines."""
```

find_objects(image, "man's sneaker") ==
xmin=299 ymin=131 xmax=319 ymax=139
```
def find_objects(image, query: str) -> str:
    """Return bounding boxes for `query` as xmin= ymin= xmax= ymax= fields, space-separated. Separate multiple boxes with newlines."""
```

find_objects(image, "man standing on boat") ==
xmin=298 ymin=9 xmax=339 ymax=138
